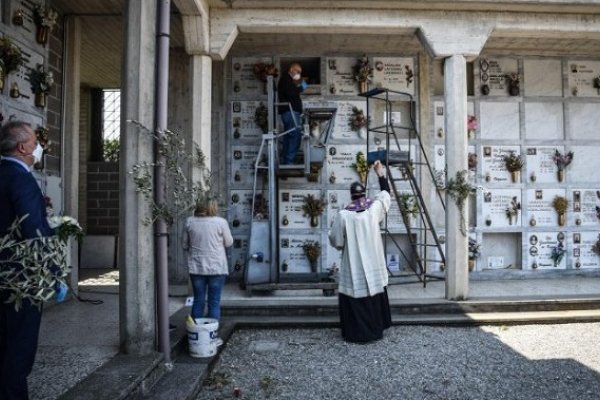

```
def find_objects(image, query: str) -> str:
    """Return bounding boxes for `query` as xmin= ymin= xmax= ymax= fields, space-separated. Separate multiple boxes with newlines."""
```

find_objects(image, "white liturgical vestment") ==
xmin=328 ymin=190 xmax=391 ymax=298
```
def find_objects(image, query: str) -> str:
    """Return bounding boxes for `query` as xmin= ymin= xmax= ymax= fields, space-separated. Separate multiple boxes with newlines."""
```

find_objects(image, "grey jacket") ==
xmin=182 ymin=216 xmax=233 ymax=275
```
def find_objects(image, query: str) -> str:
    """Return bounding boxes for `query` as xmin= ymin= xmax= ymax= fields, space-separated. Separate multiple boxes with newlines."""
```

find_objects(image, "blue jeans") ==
xmin=280 ymin=111 xmax=302 ymax=164
xmin=190 ymin=274 xmax=226 ymax=320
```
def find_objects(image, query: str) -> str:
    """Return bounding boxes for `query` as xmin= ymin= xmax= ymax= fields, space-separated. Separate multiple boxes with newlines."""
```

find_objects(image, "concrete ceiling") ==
xmin=50 ymin=0 xmax=600 ymax=87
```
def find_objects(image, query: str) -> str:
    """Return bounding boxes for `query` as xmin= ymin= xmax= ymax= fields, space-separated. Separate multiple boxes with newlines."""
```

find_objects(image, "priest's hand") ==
xmin=374 ymin=160 xmax=384 ymax=177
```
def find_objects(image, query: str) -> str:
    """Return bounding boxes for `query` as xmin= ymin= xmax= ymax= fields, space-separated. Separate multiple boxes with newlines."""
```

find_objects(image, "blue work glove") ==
xmin=299 ymin=80 xmax=308 ymax=91
xmin=55 ymin=282 xmax=68 ymax=303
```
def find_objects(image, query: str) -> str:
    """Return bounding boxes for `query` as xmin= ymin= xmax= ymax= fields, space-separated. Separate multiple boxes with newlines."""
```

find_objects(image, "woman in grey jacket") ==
xmin=183 ymin=200 xmax=233 ymax=321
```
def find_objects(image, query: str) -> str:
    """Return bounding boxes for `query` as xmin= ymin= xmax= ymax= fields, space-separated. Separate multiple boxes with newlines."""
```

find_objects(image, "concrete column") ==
xmin=190 ymin=54 xmax=212 ymax=179
xmin=119 ymin=0 xmax=157 ymax=355
xmin=62 ymin=16 xmax=81 ymax=292
xmin=444 ymin=54 xmax=469 ymax=300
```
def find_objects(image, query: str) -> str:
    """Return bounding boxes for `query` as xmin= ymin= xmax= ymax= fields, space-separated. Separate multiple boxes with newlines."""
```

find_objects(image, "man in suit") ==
xmin=0 ymin=121 xmax=53 ymax=400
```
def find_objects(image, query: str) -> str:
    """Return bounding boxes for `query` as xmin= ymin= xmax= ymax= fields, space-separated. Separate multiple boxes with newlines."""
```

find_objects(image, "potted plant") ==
xmin=33 ymin=4 xmax=59 ymax=45
xmin=505 ymin=196 xmax=521 ymax=226
xmin=301 ymin=194 xmax=327 ymax=227
xmin=303 ymin=240 xmax=321 ymax=272
xmin=553 ymin=149 xmax=574 ymax=183
xmin=550 ymin=242 xmax=566 ymax=267
xmin=445 ymin=170 xmax=475 ymax=236
xmin=552 ymin=195 xmax=568 ymax=226
xmin=353 ymin=54 xmax=373 ymax=94
xmin=0 ymin=37 xmax=23 ymax=92
xmin=352 ymin=151 xmax=369 ymax=184
xmin=27 ymin=64 xmax=54 ymax=108
xmin=468 ymin=238 xmax=481 ymax=272
xmin=254 ymin=102 xmax=268 ymax=133
xmin=503 ymin=151 xmax=524 ymax=183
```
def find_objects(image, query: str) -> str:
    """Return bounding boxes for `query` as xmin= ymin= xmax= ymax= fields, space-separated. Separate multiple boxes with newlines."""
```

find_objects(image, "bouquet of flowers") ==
xmin=468 ymin=238 xmax=481 ymax=260
xmin=353 ymin=55 xmax=373 ymax=83
xmin=505 ymin=196 xmax=521 ymax=219
xmin=467 ymin=115 xmax=478 ymax=137
xmin=28 ymin=64 xmax=54 ymax=95
xmin=36 ymin=126 xmax=51 ymax=151
xmin=253 ymin=63 xmax=278 ymax=82
xmin=33 ymin=3 xmax=59 ymax=29
xmin=349 ymin=106 xmax=367 ymax=131
xmin=553 ymin=149 xmax=574 ymax=171
xmin=503 ymin=152 xmax=524 ymax=172
xmin=551 ymin=242 xmax=566 ymax=266
xmin=352 ymin=151 xmax=369 ymax=183
xmin=0 ymin=37 xmax=23 ymax=73
xmin=49 ymin=215 xmax=84 ymax=244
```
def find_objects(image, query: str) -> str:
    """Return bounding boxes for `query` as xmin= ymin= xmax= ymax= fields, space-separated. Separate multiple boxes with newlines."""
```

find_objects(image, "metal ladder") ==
xmin=361 ymin=88 xmax=446 ymax=286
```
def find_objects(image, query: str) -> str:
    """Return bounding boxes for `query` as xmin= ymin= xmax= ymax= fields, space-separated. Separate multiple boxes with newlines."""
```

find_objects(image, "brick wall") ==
xmin=87 ymin=162 xmax=119 ymax=235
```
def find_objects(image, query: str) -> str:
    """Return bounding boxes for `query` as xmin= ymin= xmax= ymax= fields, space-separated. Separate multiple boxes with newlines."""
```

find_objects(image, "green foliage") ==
xmin=128 ymin=121 xmax=213 ymax=226
xmin=103 ymin=139 xmax=120 ymax=162
xmin=445 ymin=170 xmax=475 ymax=236
xmin=301 ymin=194 xmax=327 ymax=218
xmin=398 ymin=193 xmax=419 ymax=218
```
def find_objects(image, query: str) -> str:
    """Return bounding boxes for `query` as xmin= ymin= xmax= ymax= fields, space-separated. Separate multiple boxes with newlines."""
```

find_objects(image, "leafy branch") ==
xmin=445 ymin=170 xmax=475 ymax=236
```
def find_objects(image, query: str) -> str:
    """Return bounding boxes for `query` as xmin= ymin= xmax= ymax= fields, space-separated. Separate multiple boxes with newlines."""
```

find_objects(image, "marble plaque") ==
xmin=525 ymin=146 xmax=559 ymax=184
xmin=230 ymin=237 xmax=249 ymax=275
xmin=8 ymin=1 xmax=38 ymax=35
xmin=479 ymin=102 xmax=520 ymax=140
xmin=433 ymin=145 xmax=476 ymax=187
xmin=524 ymin=102 xmax=563 ymax=140
xmin=326 ymin=190 xmax=352 ymax=229
xmin=525 ymin=188 xmax=566 ymax=227
xmin=279 ymin=233 xmax=322 ymax=274
xmin=478 ymin=58 xmax=518 ymax=96
xmin=525 ymin=231 xmax=567 ymax=270
xmin=570 ymin=189 xmax=600 ymax=227
xmin=278 ymin=189 xmax=323 ymax=229
xmin=5 ymin=38 xmax=45 ymax=109
xmin=567 ymin=103 xmax=600 ymax=140
xmin=371 ymin=57 xmax=415 ymax=94
xmin=523 ymin=59 xmax=562 ymax=97
xmin=231 ymin=57 xmax=273 ymax=98
xmin=571 ymin=232 xmax=600 ymax=269
xmin=326 ymin=57 xmax=358 ymax=96
xmin=228 ymin=189 xmax=254 ymax=232
xmin=231 ymin=101 xmax=267 ymax=141
xmin=331 ymin=100 xmax=368 ymax=140
xmin=432 ymin=101 xmax=475 ymax=140
xmin=230 ymin=145 xmax=259 ymax=185
xmin=481 ymin=189 xmax=522 ymax=228
xmin=326 ymin=144 xmax=367 ymax=185
xmin=569 ymin=146 xmax=600 ymax=184
xmin=481 ymin=145 xmax=521 ymax=184
xmin=386 ymin=190 xmax=417 ymax=233
xmin=567 ymin=60 xmax=600 ymax=98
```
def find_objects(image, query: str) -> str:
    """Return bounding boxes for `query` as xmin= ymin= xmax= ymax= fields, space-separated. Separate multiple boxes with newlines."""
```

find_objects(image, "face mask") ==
xmin=32 ymin=143 xmax=44 ymax=164
xmin=292 ymin=73 xmax=301 ymax=81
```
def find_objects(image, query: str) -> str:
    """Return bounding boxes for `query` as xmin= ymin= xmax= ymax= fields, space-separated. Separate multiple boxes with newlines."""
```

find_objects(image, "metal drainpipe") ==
xmin=155 ymin=0 xmax=171 ymax=365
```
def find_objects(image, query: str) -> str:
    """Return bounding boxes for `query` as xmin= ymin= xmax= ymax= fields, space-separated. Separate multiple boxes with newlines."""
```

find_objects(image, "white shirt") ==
xmin=328 ymin=190 xmax=391 ymax=298
xmin=182 ymin=216 xmax=234 ymax=275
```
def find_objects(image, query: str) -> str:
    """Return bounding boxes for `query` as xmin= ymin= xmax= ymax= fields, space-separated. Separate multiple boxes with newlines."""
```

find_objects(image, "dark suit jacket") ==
xmin=0 ymin=158 xmax=53 ymax=242
xmin=277 ymin=72 xmax=303 ymax=115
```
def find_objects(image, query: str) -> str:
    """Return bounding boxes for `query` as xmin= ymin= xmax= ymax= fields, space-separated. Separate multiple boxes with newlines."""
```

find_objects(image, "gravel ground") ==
xmin=197 ymin=323 xmax=600 ymax=400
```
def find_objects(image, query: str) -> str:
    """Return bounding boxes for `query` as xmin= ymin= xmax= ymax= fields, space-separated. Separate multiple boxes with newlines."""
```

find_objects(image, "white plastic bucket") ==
xmin=186 ymin=317 xmax=219 ymax=358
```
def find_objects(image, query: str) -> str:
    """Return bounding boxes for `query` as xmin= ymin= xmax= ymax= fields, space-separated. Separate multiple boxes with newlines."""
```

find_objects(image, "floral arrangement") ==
xmin=254 ymin=102 xmax=268 ymax=133
xmin=301 ymin=194 xmax=327 ymax=218
xmin=253 ymin=63 xmax=278 ymax=82
xmin=445 ymin=170 xmax=475 ymax=236
xmin=468 ymin=153 xmax=477 ymax=171
xmin=353 ymin=54 xmax=373 ymax=83
xmin=468 ymin=238 xmax=481 ymax=260
xmin=433 ymin=168 xmax=446 ymax=190
xmin=592 ymin=237 xmax=600 ymax=256
xmin=48 ymin=215 xmax=84 ymax=244
xmin=303 ymin=240 xmax=321 ymax=263
xmin=28 ymin=64 xmax=54 ymax=94
xmin=505 ymin=196 xmax=521 ymax=219
xmin=503 ymin=151 xmax=524 ymax=172
xmin=36 ymin=126 xmax=51 ymax=151
xmin=467 ymin=115 xmax=477 ymax=137
xmin=352 ymin=151 xmax=369 ymax=183
xmin=552 ymin=195 xmax=568 ymax=214
xmin=349 ymin=106 xmax=367 ymax=131
xmin=0 ymin=37 xmax=23 ymax=73
xmin=398 ymin=193 xmax=419 ymax=219
xmin=593 ymin=76 xmax=600 ymax=95
xmin=0 ymin=215 xmax=82 ymax=310
xmin=506 ymin=73 xmax=520 ymax=84
xmin=33 ymin=3 xmax=59 ymax=30
xmin=553 ymin=149 xmax=574 ymax=171
xmin=550 ymin=242 xmax=566 ymax=266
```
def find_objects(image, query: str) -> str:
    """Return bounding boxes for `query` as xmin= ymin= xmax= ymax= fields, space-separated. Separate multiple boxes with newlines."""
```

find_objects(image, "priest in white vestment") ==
xmin=328 ymin=160 xmax=392 ymax=342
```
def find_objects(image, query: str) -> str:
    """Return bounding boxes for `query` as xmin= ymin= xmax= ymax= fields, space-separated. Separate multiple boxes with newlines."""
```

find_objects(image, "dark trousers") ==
xmin=0 ymin=295 xmax=43 ymax=400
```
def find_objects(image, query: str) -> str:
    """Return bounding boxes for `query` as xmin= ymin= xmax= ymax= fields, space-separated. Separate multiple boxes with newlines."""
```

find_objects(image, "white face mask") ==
xmin=32 ymin=143 xmax=44 ymax=164
xmin=292 ymin=73 xmax=301 ymax=81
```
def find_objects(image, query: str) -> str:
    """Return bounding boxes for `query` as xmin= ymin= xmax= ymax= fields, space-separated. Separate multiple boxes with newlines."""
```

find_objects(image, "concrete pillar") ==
xmin=444 ymin=54 xmax=469 ymax=300
xmin=119 ymin=0 xmax=157 ymax=355
xmin=190 ymin=54 xmax=212 ymax=178
xmin=62 ymin=16 xmax=81 ymax=293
